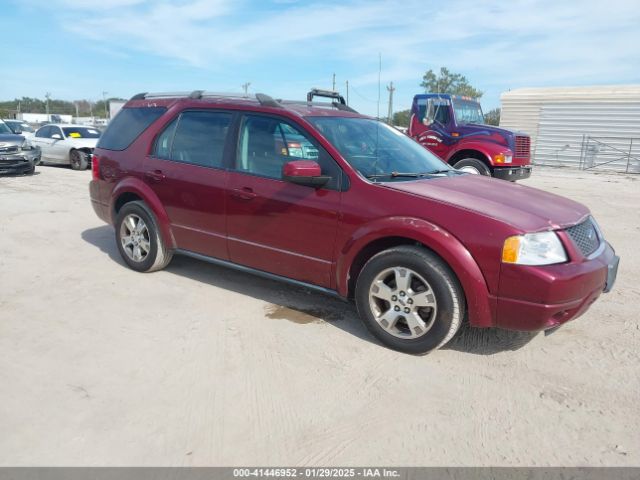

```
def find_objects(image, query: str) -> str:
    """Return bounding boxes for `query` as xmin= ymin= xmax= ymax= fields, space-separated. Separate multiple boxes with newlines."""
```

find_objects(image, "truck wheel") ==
xmin=115 ymin=201 xmax=173 ymax=272
xmin=355 ymin=246 xmax=465 ymax=355
xmin=70 ymin=150 xmax=88 ymax=170
xmin=453 ymin=158 xmax=491 ymax=176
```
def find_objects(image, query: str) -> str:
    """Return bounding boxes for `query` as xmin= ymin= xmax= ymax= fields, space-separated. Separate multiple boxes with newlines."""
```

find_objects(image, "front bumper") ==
xmin=0 ymin=150 xmax=38 ymax=175
xmin=496 ymin=242 xmax=619 ymax=331
xmin=493 ymin=165 xmax=532 ymax=181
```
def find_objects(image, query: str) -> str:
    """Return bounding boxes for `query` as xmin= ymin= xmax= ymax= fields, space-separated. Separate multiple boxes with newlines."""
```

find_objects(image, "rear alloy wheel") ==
xmin=70 ymin=150 xmax=88 ymax=170
xmin=453 ymin=158 xmax=491 ymax=176
xmin=115 ymin=201 xmax=173 ymax=272
xmin=355 ymin=246 xmax=465 ymax=354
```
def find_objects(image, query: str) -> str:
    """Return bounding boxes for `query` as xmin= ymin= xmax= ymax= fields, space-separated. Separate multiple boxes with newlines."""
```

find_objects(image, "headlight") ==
xmin=21 ymin=140 xmax=34 ymax=151
xmin=502 ymin=231 xmax=567 ymax=265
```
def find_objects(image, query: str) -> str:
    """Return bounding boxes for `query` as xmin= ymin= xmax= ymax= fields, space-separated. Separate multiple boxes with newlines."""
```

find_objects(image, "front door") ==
xmin=226 ymin=114 xmax=342 ymax=288
xmin=143 ymin=109 xmax=234 ymax=259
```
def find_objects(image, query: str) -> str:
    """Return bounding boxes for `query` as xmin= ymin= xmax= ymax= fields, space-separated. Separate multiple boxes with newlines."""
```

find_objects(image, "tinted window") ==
xmin=154 ymin=111 xmax=232 ymax=168
xmin=236 ymin=115 xmax=340 ymax=189
xmin=98 ymin=107 xmax=166 ymax=151
xmin=35 ymin=126 xmax=51 ymax=138
xmin=153 ymin=118 xmax=178 ymax=159
xmin=0 ymin=121 xmax=11 ymax=134
xmin=50 ymin=126 xmax=63 ymax=138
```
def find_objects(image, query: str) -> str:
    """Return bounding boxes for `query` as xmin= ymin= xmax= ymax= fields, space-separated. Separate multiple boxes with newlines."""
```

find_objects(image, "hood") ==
xmin=0 ymin=133 xmax=26 ymax=146
xmin=384 ymin=174 xmax=589 ymax=232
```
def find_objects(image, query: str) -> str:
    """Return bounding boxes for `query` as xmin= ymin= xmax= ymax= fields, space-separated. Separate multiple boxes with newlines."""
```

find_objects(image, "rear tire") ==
xmin=355 ymin=245 xmax=465 ymax=355
xmin=453 ymin=158 xmax=491 ymax=176
xmin=115 ymin=201 xmax=173 ymax=272
xmin=70 ymin=150 xmax=88 ymax=170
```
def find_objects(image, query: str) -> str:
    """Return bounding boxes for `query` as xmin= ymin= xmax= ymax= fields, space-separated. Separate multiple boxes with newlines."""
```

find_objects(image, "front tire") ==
xmin=355 ymin=246 xmax=465 ymax=355
xmin=453 ymin=158 xmax=491 ymax=176
xmin=70 ymin=150 xmax=88 ymax=170
xmin=115 ymin=201 xmax=173 ymax=272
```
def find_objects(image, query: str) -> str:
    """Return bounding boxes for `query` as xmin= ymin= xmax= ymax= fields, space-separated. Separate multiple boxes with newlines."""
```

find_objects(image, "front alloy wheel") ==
xmin=368 ymin=267 xmax=438 ymax=339
xmin=355 ymin=246 xmax=465 ymax=354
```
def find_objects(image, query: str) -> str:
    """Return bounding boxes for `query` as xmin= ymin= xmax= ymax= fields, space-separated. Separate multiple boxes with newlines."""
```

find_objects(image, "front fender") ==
xmin=446 ymin=139 xmax=511 ymax=165
xmin=110 ymin=177 xmax=176 ymax=249
xmin=336 ymin=217 xmax=495 ymax=328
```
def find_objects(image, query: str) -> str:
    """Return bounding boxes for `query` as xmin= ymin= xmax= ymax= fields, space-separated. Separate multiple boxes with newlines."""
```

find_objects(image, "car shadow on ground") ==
xmin=82 ymin=225 xmax=538 ymax=356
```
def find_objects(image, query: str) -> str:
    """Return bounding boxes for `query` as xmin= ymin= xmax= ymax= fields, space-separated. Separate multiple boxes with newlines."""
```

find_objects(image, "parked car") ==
xmin=3 ymin=119 xmax=36 ymax=139
xmin=32 ymin=124 xmax=101 ymax=170
xmin=89 ymin=91 xmax=619 ymax=354
xmin=0 ymin=120 xmax=40 ymax=175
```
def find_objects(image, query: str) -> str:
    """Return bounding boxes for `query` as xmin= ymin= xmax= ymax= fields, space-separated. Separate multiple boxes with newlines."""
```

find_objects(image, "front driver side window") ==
xmin=236 ymin=115 xmax=341 ymax=189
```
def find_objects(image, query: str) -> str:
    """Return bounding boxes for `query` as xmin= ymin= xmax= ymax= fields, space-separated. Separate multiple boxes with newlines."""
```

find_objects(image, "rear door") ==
xmin=226 ymin=114 xmax=342 ymax=288
xmin=144 ymin=109 xmax=235 ymax=259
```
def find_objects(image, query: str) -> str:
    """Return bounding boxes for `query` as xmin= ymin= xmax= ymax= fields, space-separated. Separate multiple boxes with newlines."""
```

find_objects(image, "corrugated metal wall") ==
xmin=500 ymin=86 xmax=640 ymax=172
xmin=534 ymin=102 xmax=640 ymax=172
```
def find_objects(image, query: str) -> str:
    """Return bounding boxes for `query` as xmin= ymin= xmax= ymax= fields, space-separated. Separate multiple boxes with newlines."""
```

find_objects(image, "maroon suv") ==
xmin=89 ymin=90 xmax=619 ymax=354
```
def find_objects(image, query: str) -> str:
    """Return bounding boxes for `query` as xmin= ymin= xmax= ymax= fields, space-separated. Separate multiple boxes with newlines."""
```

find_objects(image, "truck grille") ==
xmin=514 ymin=136 xmax=530 ymax=158
xmin=565 ymin=217 xmax=600 ymax=257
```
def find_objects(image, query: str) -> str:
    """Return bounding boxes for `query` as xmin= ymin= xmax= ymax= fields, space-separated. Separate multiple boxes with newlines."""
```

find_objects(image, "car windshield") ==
xmin=0 ymin=121 xmax=12 ymax=134
xmin=62 ymin=127 xmax=101 ymax=139
xmin=13 ymin=122 xmax=35 ymax=133
xmin=307 ymin=116 xmax=452 ymax=180
xmin=452 ymin=99 xmax=484 ymax=124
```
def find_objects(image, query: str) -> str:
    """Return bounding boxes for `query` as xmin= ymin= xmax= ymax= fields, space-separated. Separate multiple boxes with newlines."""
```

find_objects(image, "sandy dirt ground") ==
xmin=0 ymin=165 xmax=638 ymax=466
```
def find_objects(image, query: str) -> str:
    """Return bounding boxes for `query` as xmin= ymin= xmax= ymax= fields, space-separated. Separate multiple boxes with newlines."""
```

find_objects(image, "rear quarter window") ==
xmin=97 ymin=107 xmax=166 ymax=151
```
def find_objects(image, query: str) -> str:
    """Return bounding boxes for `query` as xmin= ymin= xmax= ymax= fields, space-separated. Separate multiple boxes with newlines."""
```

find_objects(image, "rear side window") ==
xmin=98 ymin=107 xmax=166 ymax=151
xmin=152 ymin=110 xmax=232 ymax=168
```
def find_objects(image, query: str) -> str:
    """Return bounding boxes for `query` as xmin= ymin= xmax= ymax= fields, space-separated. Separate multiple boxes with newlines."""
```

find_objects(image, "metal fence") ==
xmin=579 ymin=135 xmax=640 ymax=173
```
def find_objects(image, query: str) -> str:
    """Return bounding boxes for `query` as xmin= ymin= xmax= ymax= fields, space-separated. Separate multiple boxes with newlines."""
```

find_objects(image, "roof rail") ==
xmin=130 ymin=92 xmax=147 ymax=100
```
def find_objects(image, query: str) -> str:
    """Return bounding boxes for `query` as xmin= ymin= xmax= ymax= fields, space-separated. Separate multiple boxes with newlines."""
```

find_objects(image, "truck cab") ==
xmin=408 ymin=94 xmax=532 ymax=181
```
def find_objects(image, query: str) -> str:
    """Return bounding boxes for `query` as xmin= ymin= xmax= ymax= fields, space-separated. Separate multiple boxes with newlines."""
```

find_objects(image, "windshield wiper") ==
xmin=366 ymin=171 xmax=423 ymax=179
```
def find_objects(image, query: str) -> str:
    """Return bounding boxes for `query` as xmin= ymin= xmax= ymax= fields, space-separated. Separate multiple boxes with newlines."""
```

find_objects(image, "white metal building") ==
xmin=500 ymin=85 xmax=640 ymax=173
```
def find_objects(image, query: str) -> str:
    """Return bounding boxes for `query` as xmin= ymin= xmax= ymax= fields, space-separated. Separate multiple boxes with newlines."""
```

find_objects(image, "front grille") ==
xmin=565 ymin=218 xmax=600 ymax=257
xmin=514 ymin=136 xmax=530 ymax=158
xmin=0 ymin=145 xmax=19 ymax=154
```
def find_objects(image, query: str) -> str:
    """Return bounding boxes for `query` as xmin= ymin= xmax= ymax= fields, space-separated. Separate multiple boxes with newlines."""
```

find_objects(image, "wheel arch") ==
xmin=448 ymin=148 xmax=491 ymax=168
xmin=336 ymin=218 xmax=495 ymax=328
xmin=110 ymin=177 xmax=176 ymax=249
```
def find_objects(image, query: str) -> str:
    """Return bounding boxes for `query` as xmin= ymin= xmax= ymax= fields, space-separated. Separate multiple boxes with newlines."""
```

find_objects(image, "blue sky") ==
xmin=2 ymin=0 xmax=640 ymax=116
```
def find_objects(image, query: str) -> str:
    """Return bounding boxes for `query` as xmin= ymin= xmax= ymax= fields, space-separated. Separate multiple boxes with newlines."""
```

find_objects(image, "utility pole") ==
xmin=345 ymin=80 xmax=349 ymax=106
xmin=74 ymin=101 xmax=79 ymax=118
xmin=102 ymin=91 xmax=108 ymax=119
xmin=241 ymin=82 xmax=251 ymax=96
xmin=332 ymin=73 xmax=336 ymax=92
xmin=45 ymin=92 xmax=51 ymax=122
xmin=386 ymin=81 xmax=395 ymax=125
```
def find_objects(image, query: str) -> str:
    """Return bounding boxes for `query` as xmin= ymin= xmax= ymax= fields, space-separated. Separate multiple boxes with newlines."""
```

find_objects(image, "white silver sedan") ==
xmin=32 ymin=124 xmax=101 ymax=170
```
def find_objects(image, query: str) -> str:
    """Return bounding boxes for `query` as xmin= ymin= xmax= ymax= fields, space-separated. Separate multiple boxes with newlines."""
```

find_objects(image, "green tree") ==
xmin=484 ymin=107 xmax=500 ymax=126
xmin=420 ymin=67 xmax=483 ymax=98
xmin=392 ymin=109 xmax=411 ymax=127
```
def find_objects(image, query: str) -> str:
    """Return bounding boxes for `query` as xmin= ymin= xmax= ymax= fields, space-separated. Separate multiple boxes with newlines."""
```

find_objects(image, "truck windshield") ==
xmin=0 ymin=121 xmax=12 ymax=134
xmin=452 ymin=99 xmax=484 ymax=124
xmin=307 ymin=116 xmax=451 ymax=180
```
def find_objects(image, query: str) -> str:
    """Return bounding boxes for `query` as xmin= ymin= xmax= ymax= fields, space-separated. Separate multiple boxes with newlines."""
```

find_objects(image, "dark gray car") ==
xmin=0 ymin=120 xmax=41 ymax=175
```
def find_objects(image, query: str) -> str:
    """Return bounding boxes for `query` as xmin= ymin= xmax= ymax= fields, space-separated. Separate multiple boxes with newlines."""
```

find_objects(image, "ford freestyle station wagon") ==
xmin=89 ymin=90 xmax=619 ymax=354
